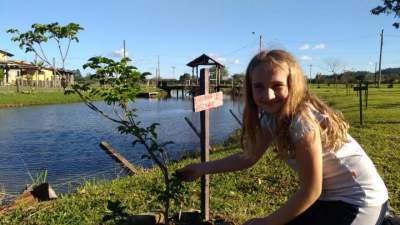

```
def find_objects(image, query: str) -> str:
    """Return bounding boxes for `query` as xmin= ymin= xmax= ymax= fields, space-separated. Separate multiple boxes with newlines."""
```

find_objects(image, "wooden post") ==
xmin=229 ymin=109 xmax=242 ymax=126
xmin=199 ymin=68 xmax=210 ymax=221
xmin=358 ymin=80 xmax=363 ymax=126
xmin=192 ymin=69 xmax=223 ymax=222
xmin=196 ymin=66 xmax=199 ymax=85
xmin=365 ymin=83 xmax=368 ymax=109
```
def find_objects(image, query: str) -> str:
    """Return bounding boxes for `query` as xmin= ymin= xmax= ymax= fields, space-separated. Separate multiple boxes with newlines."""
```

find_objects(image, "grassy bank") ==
xmin=0 ymin=85 xmax=399 ymax=224
xmin=0 ymin=86 xmax=168 ymax=108
xmin=0 ymin=91 xmax=83 ymax=108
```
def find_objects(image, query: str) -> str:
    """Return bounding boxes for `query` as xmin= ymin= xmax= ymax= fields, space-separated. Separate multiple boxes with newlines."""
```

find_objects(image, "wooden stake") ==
xmin=184 ymin=117 xmax=201 ymax=138
xmin=229 ymin=109 xmax=242 ymax=126
xmin=358 ymin=80 xmax=363 ymax=126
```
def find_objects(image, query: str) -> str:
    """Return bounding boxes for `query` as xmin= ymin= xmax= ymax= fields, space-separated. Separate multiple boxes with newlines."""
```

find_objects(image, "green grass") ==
xmin=0 ymin=85 xmax=399 ymax=224
xmin=0 ymin=85 xmax=168 ymax=108
xmin=0 ymin=91 xmax=83 ymax=108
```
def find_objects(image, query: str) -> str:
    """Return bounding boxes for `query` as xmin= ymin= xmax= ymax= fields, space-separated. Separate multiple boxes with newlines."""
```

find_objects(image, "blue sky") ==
xmin=0 ymin=0 xmax=399 ymax=79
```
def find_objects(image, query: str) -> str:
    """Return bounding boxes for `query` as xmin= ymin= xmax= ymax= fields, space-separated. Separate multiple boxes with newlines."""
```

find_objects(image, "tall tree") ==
xmin=325 ymin=58 xmax=344 ymax=87
xmin=232 ymin=73 xmax=245 ymax=85
xmin=178 ymin=73 xmax=191 ymax=83
xmin=139 ymin=71 xmax=151 ymax=83
xmin=371 ymin=0 xmax=400 ymax=28
xmin=209 ymin=66 xmax=229 ymax=79
xmin=68 ymin=56 xmax=187 ymax=224
xmin=7 ymin=22 xmax=83 ymax=86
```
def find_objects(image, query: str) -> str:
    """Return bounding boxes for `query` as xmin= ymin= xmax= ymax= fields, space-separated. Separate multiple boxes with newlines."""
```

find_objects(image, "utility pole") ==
xmin=252 ymin=32 xmax=263 ymax=53
xmin=374 ymin=62 xmax=377 ymax=86
xmin=309 ymin=64 xmax=312 ymax=85
xmin=172 ymin=66 xmax=175 ymax=78
xmin=123 ymin=40 xmax=126 ymax=58
xmin=157 ymin=55 xmax=160 ymax=87
xmin=378 ymin=29 xmax=383 ymax=88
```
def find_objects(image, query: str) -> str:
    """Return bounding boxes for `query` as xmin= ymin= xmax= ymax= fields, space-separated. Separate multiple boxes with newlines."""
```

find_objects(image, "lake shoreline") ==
xmin=0 ymin=130 xmax=241 ymax=208
xmin=0 ymin=89 xmax=169 ymax=109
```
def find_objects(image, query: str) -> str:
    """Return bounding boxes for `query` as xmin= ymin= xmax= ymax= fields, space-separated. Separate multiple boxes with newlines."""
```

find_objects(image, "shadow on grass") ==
xmin=102 ymin=200 xmax=130 ymax=225
xmin=367 ymin=120 xmax=400 ymax=125
xmin=369 ymin=103 xmax=400 ymax=110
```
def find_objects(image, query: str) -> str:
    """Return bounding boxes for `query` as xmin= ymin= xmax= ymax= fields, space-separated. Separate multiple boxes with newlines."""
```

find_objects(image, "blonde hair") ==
xmin=242 ymin=50 xmax=349 ymax=158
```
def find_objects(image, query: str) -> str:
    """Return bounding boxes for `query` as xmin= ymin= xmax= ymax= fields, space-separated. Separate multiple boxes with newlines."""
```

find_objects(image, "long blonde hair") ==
xmin=242 ymin=50 xmax=349 ymax=158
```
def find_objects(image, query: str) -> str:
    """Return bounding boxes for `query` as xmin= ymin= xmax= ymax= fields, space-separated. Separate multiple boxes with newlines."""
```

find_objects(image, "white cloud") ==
xmin=299 ymin=44 xmax=310 ymax=50
xmin=300 ymin=55 xmax=313 ymax=61
xmin=108 ymin=48 xmax=129 ymax=58
xmin=313 ymin=43 xmax=326 ymax=50
xmin=224 ymin=59 xmax=240 ymax=65
xmin=206 ymin=54 xmax=239 ymax=65
xmin=217 ymin=57 xmax=226 ymax=63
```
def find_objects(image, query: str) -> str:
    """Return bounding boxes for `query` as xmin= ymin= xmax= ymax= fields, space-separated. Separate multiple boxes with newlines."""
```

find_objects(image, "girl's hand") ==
xmin=243 ymin=217 xmax=269 ymax=225
xmin=175 ymin=163 xmax=203 ymax=182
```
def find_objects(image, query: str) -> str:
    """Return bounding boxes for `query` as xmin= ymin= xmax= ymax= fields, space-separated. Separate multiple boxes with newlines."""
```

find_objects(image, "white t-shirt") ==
xmin=260 ymin=109 xmax=388 ymax=207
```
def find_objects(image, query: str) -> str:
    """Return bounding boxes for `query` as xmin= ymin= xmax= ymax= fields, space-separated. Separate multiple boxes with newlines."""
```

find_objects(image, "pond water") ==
xmin=0 ymin=93 xmax=243 ymax=194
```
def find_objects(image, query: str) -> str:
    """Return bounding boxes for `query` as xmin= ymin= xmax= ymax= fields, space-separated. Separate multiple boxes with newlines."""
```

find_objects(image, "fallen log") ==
xmin=100 ymin=141 xmax=138 ymax=175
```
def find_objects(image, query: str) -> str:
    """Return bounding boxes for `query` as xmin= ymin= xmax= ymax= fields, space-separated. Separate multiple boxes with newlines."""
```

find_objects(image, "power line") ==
xmin=220 ymin=40 xmax=258 ymax=57
xmin=274 ymin=35 xmax=377 ymax=44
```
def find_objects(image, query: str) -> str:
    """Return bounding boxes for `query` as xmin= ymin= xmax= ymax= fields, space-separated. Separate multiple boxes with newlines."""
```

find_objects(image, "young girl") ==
xmin=177 ymin=50 xmax=388 ymax=225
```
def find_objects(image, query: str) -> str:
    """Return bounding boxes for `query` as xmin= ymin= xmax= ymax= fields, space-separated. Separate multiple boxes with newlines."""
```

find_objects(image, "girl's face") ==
xmin=251 ymin=64 xmax=289 ymax=114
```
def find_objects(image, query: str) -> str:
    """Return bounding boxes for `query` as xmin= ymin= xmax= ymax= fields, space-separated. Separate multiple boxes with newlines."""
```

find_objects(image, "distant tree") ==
xmin=209 ymin=66 xmax=229 ymax=79
xmin=340 ymin=71 xmax=356 ymax=84
xmin=140 ymin=71 xmax=151 ymax=83
xmin=324 ymin=58 xmax=344 ymax=87
xmin=371 ymin=0 xmax=400 ymax=28
xmin=382 ymin=67 xmax=400 ymax=74
xmin=178 ymin=73 xmax=192 ymax=83
xmin=232 ymin=73 xmax=245 ymax=86
xmin=72 ymin=69 xmax=85 ymax=83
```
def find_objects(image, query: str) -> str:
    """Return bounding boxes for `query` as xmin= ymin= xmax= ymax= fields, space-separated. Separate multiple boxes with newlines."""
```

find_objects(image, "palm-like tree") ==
xmin=140 ymin=72 xmax=151 ymax=84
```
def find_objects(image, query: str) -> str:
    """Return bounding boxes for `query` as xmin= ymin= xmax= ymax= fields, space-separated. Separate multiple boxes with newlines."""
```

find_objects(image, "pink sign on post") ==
xmin=193 ymin=92 xmax=223 ymax=112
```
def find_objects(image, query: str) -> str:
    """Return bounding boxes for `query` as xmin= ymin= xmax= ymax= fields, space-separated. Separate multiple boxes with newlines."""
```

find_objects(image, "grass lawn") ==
xmin=0 ymin=84 xmax=399 ymax=224
xmin=0 ymin=85 xmax=168 ymax=108
xmin=0 ymin=91 xmax=83 ymax=108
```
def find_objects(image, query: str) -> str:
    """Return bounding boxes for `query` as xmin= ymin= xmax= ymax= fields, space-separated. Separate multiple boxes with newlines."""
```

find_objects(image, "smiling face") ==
xmin=251 ymin=64 xmax=289 ymax=114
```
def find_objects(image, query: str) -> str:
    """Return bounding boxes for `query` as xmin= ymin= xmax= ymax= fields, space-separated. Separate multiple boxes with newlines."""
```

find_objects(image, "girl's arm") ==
xmin=247 ymin=127 xmax=323 ymax=225
xmin=177 ymin=128 xmax=272 ymax=181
